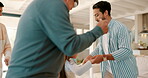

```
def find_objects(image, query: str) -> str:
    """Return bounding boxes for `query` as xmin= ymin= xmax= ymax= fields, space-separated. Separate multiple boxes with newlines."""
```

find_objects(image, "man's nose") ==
xmin=95 ymin=18 xmax=99 ymax=22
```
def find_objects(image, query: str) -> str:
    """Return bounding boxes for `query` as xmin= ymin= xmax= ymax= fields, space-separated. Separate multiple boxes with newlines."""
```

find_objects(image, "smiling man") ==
xmin=6 ymin=0 xmax=108 ymax=78
xmin=83 ymin=1 xmax=138 ymax=78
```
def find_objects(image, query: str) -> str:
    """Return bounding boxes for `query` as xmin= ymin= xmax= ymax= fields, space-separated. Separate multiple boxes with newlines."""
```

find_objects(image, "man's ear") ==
xmin=104 ymin=10 xmax=108 ymax=17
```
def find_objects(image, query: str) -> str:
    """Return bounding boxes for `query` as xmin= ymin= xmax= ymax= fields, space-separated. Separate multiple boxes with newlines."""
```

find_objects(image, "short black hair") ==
xmin=0 ymin=2 xmax=4 ymax=7
xmin=93 ymin=1 xmax=111 ymax=16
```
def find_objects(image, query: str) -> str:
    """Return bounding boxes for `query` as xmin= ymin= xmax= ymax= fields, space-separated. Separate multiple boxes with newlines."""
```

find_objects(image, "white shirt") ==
xmin=65 ymin=58 xmax=92 ymax=76
xmin=102 ymin=33 xmax=112 ymax=74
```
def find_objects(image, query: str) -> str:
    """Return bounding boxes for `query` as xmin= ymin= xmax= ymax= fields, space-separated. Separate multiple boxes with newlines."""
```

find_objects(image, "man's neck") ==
xmin=106 ymin=16 xmax=112 ymax=23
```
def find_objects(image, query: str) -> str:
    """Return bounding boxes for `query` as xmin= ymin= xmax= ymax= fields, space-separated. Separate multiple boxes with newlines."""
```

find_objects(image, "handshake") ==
xmin=82 ymin=54 xmax=114 ymax=64
xmin=82 ymin=55 xmax=104 ymax=64
xmin=65 ymin=54 xmax=114 ymax=76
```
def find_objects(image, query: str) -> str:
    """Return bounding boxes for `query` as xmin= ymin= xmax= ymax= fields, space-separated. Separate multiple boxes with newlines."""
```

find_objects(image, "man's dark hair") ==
xmin=93 ymin=1 xmax=111 ymax=16
xmin=0 ymin=2 xmax=4 ymax=7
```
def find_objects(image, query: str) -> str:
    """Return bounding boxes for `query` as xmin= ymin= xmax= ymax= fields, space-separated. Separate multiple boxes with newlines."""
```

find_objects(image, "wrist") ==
xmin=103 ymin=54 xmax=115 ymax=61
xmin=102 ymin=55 xmax=107 ymax=61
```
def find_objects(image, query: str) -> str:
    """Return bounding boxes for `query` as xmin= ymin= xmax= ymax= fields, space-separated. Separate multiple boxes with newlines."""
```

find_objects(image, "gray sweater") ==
xmin=6 ymin=0 xmax=103 ymax=78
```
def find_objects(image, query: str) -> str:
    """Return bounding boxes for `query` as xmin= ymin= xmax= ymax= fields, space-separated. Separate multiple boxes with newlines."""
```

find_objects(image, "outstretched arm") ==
xmin=65 ymin=60 xmax=92 ymax=76
xmin=89 ymin=54 xmax=114 ymax=64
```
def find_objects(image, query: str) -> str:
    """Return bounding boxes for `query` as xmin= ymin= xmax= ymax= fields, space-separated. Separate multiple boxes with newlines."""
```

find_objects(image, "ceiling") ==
xmin=0 ymin=0 xmax=148 ymax=30
xmin=70 ymin=0 xmax=148 ymax=29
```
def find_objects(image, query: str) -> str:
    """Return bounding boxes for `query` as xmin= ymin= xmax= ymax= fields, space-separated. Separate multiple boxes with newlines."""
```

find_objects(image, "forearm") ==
xmin=66 ymin=60 xmax=92 ymax=76
xmin=111 ymin=48 xmax=132 ymax=61
xmin=75 ymin=61 xmax=92 ymax=76
xmin=65 ymin=27 xmax=103 ymax=56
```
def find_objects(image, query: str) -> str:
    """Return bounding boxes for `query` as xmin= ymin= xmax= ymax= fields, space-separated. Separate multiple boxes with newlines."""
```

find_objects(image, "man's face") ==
xmin=0 ymin=7 xmax=3 ymax=16
xmin=93 ymin=8 xmax=105 ymax=22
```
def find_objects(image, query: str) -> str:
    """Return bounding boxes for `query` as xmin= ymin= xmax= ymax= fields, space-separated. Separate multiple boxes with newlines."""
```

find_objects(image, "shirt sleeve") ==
xmin=38 ymin=1 xmax=103 ymax=56
xmin=111 ymin=25 xmax=133 ymax=61
xmin=65 ymin=60 xmax=92 ymax=76
xmin=1 ymin=24 xmax=11 ymax=58
xmin=4 ymin=37 xmax=12 ymax=58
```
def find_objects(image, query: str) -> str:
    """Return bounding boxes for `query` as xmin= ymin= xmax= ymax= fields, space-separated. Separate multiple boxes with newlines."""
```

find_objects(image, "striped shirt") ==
xmin=91 ymin=19 xmax=138 ymax=78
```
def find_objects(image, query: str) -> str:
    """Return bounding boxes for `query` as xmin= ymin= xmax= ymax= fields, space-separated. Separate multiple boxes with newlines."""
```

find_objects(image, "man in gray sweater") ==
xmin=6 ymin=0 xmax=108 ymax=78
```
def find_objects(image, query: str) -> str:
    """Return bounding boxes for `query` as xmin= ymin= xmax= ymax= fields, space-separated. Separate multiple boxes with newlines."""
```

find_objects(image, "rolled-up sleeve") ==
xmin=111 ymin=26 xmax=132 ymax=61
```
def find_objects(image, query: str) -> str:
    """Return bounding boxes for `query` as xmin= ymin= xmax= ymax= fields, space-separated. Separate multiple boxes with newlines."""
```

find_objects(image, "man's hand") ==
xmin=90 ymin=55 xmax=103 ymax=64
xmin=4 ymin=56 xmax=10 ymax=66
xmin=82 ymin=55 xmax=93 ymax=64
xmin=97 ymin=20 xmax=108 ymax=34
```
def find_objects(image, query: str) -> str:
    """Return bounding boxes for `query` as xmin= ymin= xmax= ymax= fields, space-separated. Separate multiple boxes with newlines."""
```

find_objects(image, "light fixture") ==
xmin=140 ymin=26 xmax=148 ymax=35
xmin=140 ymin=30 xmax=148 ymax=34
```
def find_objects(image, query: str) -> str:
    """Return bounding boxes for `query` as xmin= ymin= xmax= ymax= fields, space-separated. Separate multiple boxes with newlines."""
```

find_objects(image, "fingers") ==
xmin=90 ymin=59 xmax=95 ymax=64
xmin=91 ymin=56 xmax=96 ymax=59
xmin=65 ymin=56 xmax=70 ymax=61
xmin=82 ymin=55 xmax=93 ymax=64
xmin=82 ymin=59 xmax=88 ymax=64
xmin=4 ymin=57 xmax=10 ymax=66
xmin=89 ymin=56 xmax=98 ymax=64
xmin=102 ymin=20 xmax=108 ymax=34
xmin=4 ymin=58 xmax=9 ymax=66
xmin=89 ymin=55 xmax=103 ymax=64
xmin=97 ymin=20 xmax=109 ymax=34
